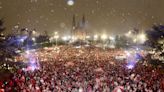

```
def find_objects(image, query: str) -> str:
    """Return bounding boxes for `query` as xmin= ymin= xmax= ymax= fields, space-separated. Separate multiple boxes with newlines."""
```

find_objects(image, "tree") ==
xmin=0 ymin=19 xmax=21 ymax=61
xmin=145 ymin=25 xmax=164 ymax=49
xmin=145 ymin=25 xmax=164 ymax=64
xmin=115 ymin=35 xmax=128 ymax=48
xmin=0 ymin=19 xmax=5 ymax=33
xmin=0 ymin=19 xmax=6 ymax=44
xmin=0 ymin=19 xmax=5 ymax=42
xmin=36 ymin=34 xmax=49 ymax=43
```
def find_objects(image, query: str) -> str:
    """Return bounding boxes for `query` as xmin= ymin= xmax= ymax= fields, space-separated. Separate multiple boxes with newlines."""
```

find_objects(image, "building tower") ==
xmin=82 ymin=14 xmax=86 ymax=28
xmin=71 ymin=14 xmax=87 ymax=42
xmin=72 ymin=14 xmax=76 ymax=38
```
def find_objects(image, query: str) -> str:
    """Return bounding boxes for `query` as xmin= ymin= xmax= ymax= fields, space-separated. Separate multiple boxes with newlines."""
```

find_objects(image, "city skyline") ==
xmin=0 ymin=0 xmax=164 ymax=35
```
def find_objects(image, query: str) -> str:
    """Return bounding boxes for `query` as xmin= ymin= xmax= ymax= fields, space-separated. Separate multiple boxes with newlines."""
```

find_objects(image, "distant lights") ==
xmin=32 ymin=37 xmax=36 ymax=41
xmin=94 ymin=35 xmax=98 ymax=41
xmin=86 ymin=35 xmax=91 ymax=39
xmin=138 ymin=33 xmax=147 ymax=43
xmin=125 ymin=30 xmax=132 ymax=37
xmin=62 ymin=36 xmax=68 ymax=41
xmin=101 ymin=34 xmax=107 ymax=40
xmin=54 ymin=32 xmax=59 ymax=39
xmin=54 ymin=35 xmax=59 ymax=39
xmin=109 ymin=36 xmax=115 ymax=41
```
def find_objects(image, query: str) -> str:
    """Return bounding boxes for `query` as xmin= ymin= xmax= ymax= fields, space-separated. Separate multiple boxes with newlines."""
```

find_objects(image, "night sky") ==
xmin=0 ymin=0 xmax=164 ymax=35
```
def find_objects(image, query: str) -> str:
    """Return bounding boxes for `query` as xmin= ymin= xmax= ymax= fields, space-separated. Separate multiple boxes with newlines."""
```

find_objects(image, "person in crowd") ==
xmin=0 ymin=46 xmax=163 ymax=92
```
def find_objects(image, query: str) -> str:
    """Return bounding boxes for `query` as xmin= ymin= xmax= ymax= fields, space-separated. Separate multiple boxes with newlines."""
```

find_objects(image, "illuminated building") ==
xmin=71 ymin=14 xmax=87 ymax=42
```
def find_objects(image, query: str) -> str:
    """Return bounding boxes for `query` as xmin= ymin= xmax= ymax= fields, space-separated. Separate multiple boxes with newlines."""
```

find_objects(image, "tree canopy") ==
xmin=0 ymin=19 xmax=5 ymax=33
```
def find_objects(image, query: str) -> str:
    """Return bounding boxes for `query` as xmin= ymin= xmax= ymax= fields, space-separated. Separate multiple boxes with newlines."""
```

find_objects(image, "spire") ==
xmin=72 ymin=14 xmax=76 ymax=39
xmin=82 ymin=14 xmax=86 ymax=27
xmin=72 ymin=14 xmax=76 ymax=29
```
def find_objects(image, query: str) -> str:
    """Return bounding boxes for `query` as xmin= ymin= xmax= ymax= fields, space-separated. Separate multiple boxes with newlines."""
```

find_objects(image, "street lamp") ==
xmin=32 ymin=37 xmax=36 ymax=45
xmin=49 ymin=37 xmax=53 ymax=43
xmin=109 ymin=36 xmax=115 ymax=41
xmin=101 ymin=34 xmax=107 ymax=41
xmin=101 ymin=34 xmax=107 ymax=49
xmin=93 ymin=34 xmax=98 ymax=45
xmin=54 ymin=32 xmax=59 ymax=46
xmin=54 ymin=35 xmax=59 ymax=46
xmin=62 ymin=36 xmax=68 ymax=45
xmin=94 ymin=35 xmax=98 ymax=41
xmin=138 ymin=33 xmax=147 ymax=44
xmin=72 ymin=36 xmax=77 ymax=42
xmin=62 ymin=36 xmax=67 ymax=41
xmin=32 ymin=37 xmax=36 ymax=42
xmin=125 ymin=30 xmax=132 ymax=37
xmin=109 ymin=36 xmax=115 ymax=48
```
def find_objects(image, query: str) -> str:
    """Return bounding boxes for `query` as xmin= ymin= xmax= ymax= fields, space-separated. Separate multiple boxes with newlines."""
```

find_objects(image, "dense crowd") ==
xmin=0 ymin=46 xmax=164 ymax=92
